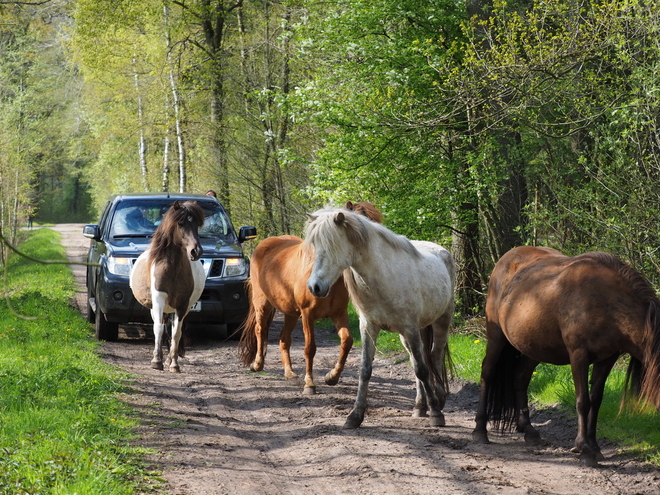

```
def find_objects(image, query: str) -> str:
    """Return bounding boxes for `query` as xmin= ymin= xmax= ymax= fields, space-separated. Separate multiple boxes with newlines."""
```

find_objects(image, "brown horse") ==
xmin=238 ymin=201 xmax=382 ymax=394
xmin=473 ymin=246 xmax=660 ymax=467
xmin=130 ymin=201 xmax=205 ymax=372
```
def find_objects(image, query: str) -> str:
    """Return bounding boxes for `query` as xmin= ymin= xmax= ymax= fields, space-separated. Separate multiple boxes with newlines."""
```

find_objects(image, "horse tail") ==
xmin=421 ymin=325 xmax=453 ymax=393
xmin=633 ymin=298 xmax=660 ymax=411
xmin=487 ymin=341 xmax=522 ymax=433
xmin=238 ymin=279 xmax=258 ymax=366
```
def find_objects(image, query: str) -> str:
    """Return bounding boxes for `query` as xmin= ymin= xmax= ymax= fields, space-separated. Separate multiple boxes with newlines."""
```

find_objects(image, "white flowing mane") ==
xmin=303 ymin=208 xmax=420 ymax=263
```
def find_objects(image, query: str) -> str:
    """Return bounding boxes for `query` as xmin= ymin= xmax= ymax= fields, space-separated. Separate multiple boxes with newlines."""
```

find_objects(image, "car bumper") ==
xmin=97 ymin=270 xmax=249 ymax=326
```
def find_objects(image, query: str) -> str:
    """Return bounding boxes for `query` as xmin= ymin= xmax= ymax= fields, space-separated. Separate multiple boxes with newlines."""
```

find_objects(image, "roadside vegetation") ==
xmin=0 ymin=229 xmax=156 ymax=494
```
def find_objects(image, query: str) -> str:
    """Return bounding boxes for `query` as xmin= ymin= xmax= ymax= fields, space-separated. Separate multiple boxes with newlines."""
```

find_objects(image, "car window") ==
xmin=107 ymin=199 xmax=237 ymax=244
xmin=111 ymin=203 xmax=160 ymax=237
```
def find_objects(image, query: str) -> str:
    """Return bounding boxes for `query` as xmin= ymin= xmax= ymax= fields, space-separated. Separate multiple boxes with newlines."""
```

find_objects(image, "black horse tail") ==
xmin=488 ymin=341 xmax=523 ymax=433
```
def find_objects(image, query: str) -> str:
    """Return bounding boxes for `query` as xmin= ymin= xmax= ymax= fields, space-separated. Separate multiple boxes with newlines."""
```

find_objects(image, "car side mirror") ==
xmin=238 ymin=226 xmax=257 ymax=243
xmin=83 ymin=224 xmax=101 ymax=241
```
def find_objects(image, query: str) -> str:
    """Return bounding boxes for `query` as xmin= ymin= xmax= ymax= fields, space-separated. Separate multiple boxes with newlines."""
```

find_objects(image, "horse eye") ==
xmin=187 ymin=215 xmax=193 ymax=222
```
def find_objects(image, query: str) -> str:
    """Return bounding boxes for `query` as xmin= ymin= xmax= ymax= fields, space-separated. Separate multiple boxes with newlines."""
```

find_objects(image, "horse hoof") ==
xmin=324 ymin=372 xmax=340 ymax=386
xmin=472 ymin=430 xmax=490 ymax=444
xmin=249 ymin=363 xmax=263 ymax=372
xmin=343 ymin=412 xmax=364 ymax=429
xmin=429 ymin=414 xmax=445 ymax=427
xmin=524 ymin=428 xmax=543 ymax=446
xmin=412 ymin=408 xmax=428 ymax=418
xmin=579 ymin=453 xmax=600 ymax=468
xmin=169 ymin=366 xmax=181 ymax=373
xmin=151 ymin=361 xmax=164 ymax=370
xmin=303 ymin=385 xmax=316 ymax=395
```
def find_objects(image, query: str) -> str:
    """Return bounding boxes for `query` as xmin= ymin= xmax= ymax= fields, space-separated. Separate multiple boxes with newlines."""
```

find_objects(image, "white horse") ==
xmin=304 ymin=208 xmax=456 ymax=429
xmin=130 ymin=201 xmax=206 ymax=372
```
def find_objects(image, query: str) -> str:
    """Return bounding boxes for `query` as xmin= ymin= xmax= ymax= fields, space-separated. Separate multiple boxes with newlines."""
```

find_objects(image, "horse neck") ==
xmin=150 ymin=229 xmax=188 ymax=264
xmin=341 ymin=233 xmax=392 ymax=296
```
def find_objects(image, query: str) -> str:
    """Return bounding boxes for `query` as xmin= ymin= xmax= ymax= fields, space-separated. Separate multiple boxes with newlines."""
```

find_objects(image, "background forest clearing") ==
xmin=1 ymin=228 xmax=660 ymax=495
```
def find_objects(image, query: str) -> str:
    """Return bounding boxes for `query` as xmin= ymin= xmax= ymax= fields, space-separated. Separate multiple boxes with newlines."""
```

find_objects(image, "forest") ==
xmin=1 ymin=0 xmax=660 ymax=315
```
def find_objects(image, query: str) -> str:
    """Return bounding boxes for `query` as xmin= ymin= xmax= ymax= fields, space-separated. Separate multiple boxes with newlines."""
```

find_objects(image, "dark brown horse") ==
xmin=473 ymin=246 xmax=660 ymax=466
xmin=130 ymin=201 xmax=205 ymax=372
xmin=238 ymin=201 xmax=382 ymax=394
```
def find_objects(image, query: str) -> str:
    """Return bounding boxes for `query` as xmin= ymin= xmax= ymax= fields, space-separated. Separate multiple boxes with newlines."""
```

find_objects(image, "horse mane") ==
xmin=304 ymin=208 xmax=420 ymax=262
xmin=149 ymin=201 xmax=205 ymax=262
xmin=344 ymin=201 xmax=384 ymax=224
xmin=578 ymin=252 xmax=660 ymax=410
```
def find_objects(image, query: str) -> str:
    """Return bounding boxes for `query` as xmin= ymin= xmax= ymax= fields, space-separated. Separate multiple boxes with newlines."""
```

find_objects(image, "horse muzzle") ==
xmin=190 ymin=245 xmax=203 ymax=261
xmin=307 ymin=279 xmax=330 ymax=298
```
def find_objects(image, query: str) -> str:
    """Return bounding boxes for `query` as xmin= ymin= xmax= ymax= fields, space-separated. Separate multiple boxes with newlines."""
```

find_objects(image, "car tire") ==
xmin=95 ymin=307 xmax=119 ymax=342
xmin=86 ymin=282 xmax=95 ymax=324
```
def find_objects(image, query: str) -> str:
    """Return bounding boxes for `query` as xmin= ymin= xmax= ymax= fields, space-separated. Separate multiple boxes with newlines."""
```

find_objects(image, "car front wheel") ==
xmin=95 ymin=307 xmax=119 ymax=342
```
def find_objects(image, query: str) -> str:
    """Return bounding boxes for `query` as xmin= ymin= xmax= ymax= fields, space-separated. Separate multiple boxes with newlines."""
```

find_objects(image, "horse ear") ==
xmin=172 ymin=201 xmax=181 ymax=210
xmin=306 ymin=213 xmax=317 ymax=222
xmin=345 ymin=201 xmax=354 ymax=210
xmin=334 ymin=211 xmax=345 ymax=226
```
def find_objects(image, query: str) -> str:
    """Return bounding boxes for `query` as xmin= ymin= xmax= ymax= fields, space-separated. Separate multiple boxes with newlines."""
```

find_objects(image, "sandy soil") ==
xmin=54 ymin=223 xmax=660 ymax=495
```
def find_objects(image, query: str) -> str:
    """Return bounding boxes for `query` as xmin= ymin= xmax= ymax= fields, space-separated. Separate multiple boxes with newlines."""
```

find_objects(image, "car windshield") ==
xmin=109 ymin=199 xmax=236 ymax=243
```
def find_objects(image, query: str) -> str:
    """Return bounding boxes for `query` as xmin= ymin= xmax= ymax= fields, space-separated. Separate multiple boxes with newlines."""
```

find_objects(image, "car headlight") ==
xmin=107 ymin=256 xmax=133 ymax=276
xmin=223 ymin=258 xmax=246 ymax=277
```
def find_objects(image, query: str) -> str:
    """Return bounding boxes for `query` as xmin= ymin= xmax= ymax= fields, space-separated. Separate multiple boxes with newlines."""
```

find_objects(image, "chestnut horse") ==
xmin=130 ymin=201 xmax=205 ymax=372
xmin=238 ymin=201 xmax=382 ymax=394
xmin=473 ymin=246 xmax=660 ymax=467
xmin=305 ymin=208 xmax=455 ymax=428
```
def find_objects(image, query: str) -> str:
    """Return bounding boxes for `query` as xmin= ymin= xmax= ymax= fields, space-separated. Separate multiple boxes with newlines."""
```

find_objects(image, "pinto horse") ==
xmin=238 ymin=201 xmax=382 ymax=394
xmin=305 ymin=208 xmax=455 ymax=428
xmin=130 ymin=201 xmax=205 ymax=372
xmin=473 ymin=246 xmax=660 ymax=467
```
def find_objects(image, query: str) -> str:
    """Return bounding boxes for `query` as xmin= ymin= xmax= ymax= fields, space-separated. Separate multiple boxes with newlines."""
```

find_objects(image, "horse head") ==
xmin=157 ymin=200 xmax=205 ymax=261
xmin=304 ymin=210 xmax=364 ymax=298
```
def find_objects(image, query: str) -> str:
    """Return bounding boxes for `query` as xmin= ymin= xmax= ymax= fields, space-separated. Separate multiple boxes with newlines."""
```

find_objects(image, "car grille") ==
xmin=206 ymin=259 xmax=224 ymax=278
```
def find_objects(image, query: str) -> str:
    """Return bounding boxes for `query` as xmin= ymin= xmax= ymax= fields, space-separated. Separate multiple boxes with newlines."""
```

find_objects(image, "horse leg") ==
xmin=250 ymin=301 xmax=275 ymax=373
xmin=399 ymin=333 xmax=428 ymax=418
xmin=428 ymin=311 xmax=453 ymax=411
xmin=514 ymin=356 xmax=541 ymax=445
xmin=325 ymin=310 xmax=353 ymax=386
xmin=167 ymin=311 xmax=186 ymax=373
xmin=401 ymin=327 xmax=446 ymax=427
xmin=569 ymin=352 xmax=600 ymax=467
xmin=472 ymin=322 xmax=508 ymax=444
xmin=300 ymin=311 xmax=317 ymax=395
xmin=150 ymin=294 xmax=167 ymax=370
xmin=279 ymin=313 xmax=299 ymax=380
xmin=344 ymin=319 xmax=379 ymax=429
xmin=579 ymin=354 xmax=619 ymax=466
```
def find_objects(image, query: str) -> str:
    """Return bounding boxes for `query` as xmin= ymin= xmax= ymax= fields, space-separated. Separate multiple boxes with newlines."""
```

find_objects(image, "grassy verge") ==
xmin=0 ymin=229 xmax=155 ymax=494
xmin=319 ymin=307 xmax=660 ymax=466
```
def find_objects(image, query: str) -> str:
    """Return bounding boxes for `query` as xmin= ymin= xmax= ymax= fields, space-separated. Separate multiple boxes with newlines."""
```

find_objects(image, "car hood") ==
xmin=107 ymin=238 xmax=244 ymax=258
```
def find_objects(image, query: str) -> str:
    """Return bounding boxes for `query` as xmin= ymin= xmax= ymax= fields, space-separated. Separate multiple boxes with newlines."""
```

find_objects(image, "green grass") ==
xmin=319 ymin=308 xmax=660 ymax=466
xmin=0 ymin=229 xmax=155 ymax=494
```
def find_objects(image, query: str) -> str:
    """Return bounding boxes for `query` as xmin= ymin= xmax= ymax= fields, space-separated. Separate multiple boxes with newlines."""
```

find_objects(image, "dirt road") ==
xmin=54 ymin=224 xmax=659 ymax=494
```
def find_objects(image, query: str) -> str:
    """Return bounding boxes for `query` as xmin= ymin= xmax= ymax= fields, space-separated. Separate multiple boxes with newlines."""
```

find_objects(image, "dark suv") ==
xmin=83 ymin=193 xmax=257 ymax=341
